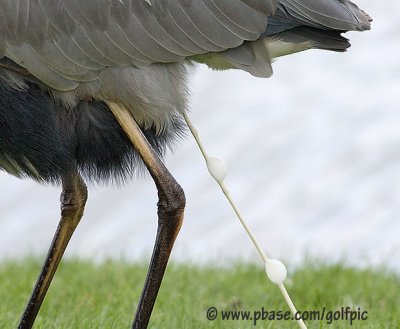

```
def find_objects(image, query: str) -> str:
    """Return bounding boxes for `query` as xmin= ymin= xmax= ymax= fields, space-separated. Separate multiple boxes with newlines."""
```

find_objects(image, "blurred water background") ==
xmin=1 ymin=1 xmax=399 ymax=269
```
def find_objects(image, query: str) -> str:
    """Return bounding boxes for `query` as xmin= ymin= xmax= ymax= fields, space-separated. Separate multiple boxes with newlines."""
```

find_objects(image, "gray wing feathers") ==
xmin=0 ymin=0 xmax=48 ymax=46
xmin=221 ymin=40 xmax=273 ymax=77
xmin=74 ymin=0 xmax=112 ymax=31
xmin=0 ymin=0 xmax=274 ymax=90
xmin=276 ymin=0 xmax=371 ymax=31
xmin=0 ymin=0 xmax=18 ymax=37
xmin=39 ymin=0 xmax=76 ymax=35
xmin=6 ymin=44 xmax=80 ymax=90
xmin=206 ymin=0 xmax=269 ymax=36
xmin=239 ymin=0 xmax=277 ymax=15
xmin=275 ymin=27 xmax=351 ymax=52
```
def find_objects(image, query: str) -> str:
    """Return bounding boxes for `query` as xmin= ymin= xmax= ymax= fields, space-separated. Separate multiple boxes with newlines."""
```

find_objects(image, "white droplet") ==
xmin=206 ymin=157 xmax=228 ymax=182
xmin=265 ymin=259 xmax=287 ymax=284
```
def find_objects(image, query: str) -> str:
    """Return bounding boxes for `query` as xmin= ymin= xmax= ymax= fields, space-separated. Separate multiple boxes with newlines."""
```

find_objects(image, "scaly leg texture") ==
xmin=108 ymin=102 xmax=186 ymax=329
xmin=18 ymin=172 xmax=87 ymax=329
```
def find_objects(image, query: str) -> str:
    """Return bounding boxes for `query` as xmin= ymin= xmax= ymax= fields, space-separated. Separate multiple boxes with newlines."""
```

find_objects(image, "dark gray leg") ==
xmin=107 ymin=102 xmax=185 ymax=329
xmin=133 ymin=167 xmax=185 ymax=329
xmin=18 ymin=172 xmax=88 ymax=329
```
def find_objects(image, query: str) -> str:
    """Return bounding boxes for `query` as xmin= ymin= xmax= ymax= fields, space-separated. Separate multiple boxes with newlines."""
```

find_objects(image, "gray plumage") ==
xmin=0 ymin=0 xmax=372 ymax=182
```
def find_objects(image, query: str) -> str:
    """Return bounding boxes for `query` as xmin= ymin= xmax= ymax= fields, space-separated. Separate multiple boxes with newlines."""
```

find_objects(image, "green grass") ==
xmin=0 ymin=259 xmax=399 ymax=328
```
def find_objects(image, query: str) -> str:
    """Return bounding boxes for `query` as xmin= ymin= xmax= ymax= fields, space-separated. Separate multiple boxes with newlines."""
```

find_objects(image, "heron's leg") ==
xmin=107 ymin=102 xmax=185 ymax=329
xmin=18 ymin=172 xmax=87 ymax=329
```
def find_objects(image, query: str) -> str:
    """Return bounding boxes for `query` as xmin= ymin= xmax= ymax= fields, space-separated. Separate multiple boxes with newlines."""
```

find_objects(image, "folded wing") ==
xmin=0 ymin=0 xmax=276 ymax=90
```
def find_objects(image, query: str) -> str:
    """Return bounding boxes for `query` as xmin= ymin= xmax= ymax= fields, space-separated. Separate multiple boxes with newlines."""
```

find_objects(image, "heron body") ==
xmin=0 ymin=1 xmax=371 ymax=328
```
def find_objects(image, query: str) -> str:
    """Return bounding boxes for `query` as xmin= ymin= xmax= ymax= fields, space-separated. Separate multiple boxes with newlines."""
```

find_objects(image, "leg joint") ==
xmin=60 ymin=174 xmax=88 ymax=218
xmin=157 ymin=181 xmax=185 ymax=235
xmin=157 ymin=181 xmax=186 ymax=216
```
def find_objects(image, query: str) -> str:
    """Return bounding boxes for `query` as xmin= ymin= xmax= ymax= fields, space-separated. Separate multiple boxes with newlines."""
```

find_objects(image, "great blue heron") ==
xmin=0 ymin=0 xmax=371 ymax=328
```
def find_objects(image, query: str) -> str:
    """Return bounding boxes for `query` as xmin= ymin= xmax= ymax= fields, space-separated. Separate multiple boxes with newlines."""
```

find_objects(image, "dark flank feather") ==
xmin=0 ymin=77 xmax=185 ymax=183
